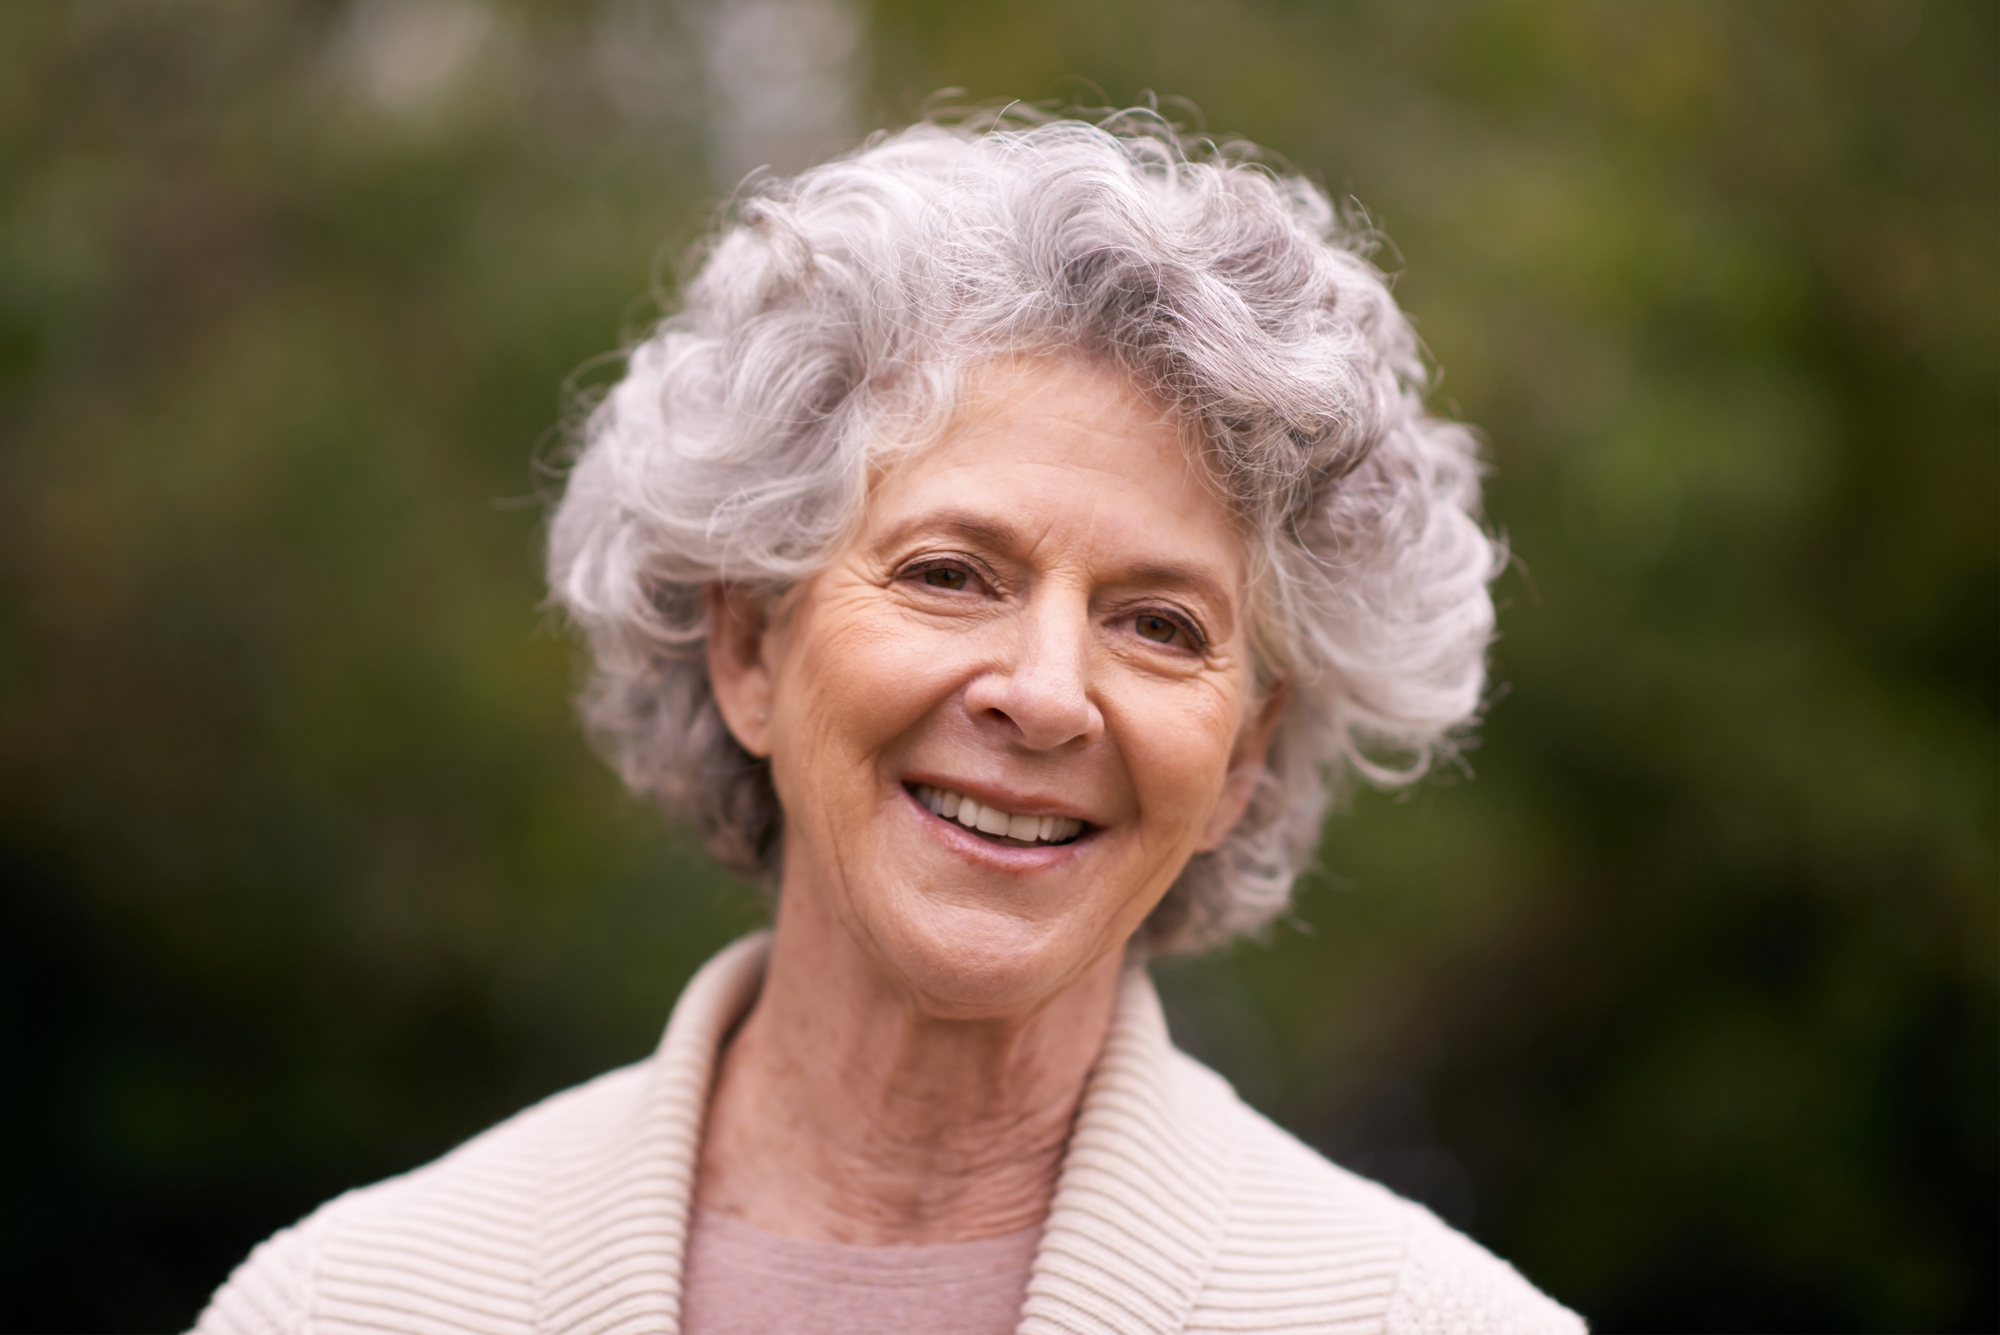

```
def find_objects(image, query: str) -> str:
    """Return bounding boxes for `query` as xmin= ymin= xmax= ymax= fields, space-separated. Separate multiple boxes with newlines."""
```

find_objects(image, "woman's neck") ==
xmin=694 ymin=886 xmax=1121 ymax=1245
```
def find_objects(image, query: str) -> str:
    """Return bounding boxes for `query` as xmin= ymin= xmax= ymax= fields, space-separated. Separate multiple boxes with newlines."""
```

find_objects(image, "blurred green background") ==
xmin=1 ymin=0 xmax=1993 ymax=1329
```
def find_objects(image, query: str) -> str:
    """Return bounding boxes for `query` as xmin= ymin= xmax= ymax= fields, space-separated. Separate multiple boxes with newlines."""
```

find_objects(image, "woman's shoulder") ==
xmin=1170 ymin=1049 xmax=1585 ymax=1335
xmin=189 ymin=1060 xmax=653 ymax=1334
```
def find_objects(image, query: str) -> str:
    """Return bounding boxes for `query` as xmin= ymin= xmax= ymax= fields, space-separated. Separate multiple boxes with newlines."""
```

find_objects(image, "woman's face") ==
xmin=711 ymin=357 xmax=1279 ymax=1017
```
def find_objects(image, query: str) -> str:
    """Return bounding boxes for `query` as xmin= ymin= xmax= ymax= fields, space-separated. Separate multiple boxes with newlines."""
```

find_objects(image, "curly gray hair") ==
xmin=546 ymin=110 xmax=1503 ymax=953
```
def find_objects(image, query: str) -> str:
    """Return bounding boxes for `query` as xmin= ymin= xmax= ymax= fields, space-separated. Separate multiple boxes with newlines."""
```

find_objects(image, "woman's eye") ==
xmin=1136 ymin=614 xmax=1183 ymax=645
xmin=920 ymin=566 xmax=969 ymax=591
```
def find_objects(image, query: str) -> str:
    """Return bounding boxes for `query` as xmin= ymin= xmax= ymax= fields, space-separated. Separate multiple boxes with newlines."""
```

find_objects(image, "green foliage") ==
xmin=1 ymin=0 xmax=1991 ymax=1328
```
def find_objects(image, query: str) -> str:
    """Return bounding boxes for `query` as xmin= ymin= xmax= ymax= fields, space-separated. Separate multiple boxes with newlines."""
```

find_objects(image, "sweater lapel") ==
xmin=535 ymin=931 xmax=771 ymax=1335
xmin=1017 ymin=965 xmax=1242 ymax=1335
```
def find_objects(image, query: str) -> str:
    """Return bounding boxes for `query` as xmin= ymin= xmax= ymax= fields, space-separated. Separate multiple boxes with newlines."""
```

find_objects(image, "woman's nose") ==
xmin=962 ymin=595 xmax=1103 ymax=751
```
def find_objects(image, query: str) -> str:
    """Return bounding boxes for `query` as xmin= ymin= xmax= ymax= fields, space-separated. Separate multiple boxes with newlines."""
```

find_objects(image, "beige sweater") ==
xmin=195 ymin=934 xmax=1584 ymax=1335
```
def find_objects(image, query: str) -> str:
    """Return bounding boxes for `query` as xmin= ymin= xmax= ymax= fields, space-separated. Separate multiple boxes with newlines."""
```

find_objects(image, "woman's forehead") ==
xmin=860 ymin=361 xmax=1246 ymax=580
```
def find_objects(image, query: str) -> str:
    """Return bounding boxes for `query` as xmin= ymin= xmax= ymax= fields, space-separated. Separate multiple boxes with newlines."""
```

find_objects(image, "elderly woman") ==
xmin=197 ymin=114 xmax=1581 ymax=1334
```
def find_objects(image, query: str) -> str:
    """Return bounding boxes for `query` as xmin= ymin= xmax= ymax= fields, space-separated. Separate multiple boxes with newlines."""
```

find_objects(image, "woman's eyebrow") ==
xmin=880 ymin=510 xmax=1235 ymax=608
xmin=1114 ymin=562 xmax=1234 ymax=615
xmin=874 ymin=509 xmax=1022 ymax=554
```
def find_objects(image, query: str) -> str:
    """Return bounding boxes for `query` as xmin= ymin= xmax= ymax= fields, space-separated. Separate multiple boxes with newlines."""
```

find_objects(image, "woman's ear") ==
xmin=706 ymin=584 xmax=775 ymax=758
xmin=1195 ymin=681 xmax=1288 ymax=853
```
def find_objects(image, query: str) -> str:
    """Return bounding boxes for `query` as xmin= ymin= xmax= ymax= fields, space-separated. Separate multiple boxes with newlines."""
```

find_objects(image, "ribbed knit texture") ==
xmin=194 ymin=934 xmax=1583 ymax=1335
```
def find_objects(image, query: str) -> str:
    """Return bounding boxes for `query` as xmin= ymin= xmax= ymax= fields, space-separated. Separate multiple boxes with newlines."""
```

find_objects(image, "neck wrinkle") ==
xmin=693 ymin=900 xmax=1122 ymax=1247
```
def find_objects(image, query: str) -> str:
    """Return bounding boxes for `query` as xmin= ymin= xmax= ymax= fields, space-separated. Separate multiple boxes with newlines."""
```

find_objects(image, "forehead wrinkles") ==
xmin=861 ymin=349 xmax=1213 ymax=487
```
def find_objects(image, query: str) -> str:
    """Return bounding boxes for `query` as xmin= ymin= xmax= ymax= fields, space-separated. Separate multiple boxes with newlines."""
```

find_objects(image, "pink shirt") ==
xmin=680 ymin=1209 xmax=1041 ymax=1335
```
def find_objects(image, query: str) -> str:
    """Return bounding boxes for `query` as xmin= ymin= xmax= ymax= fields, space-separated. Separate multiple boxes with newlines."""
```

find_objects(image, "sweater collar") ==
xmin=538 ymin=931 xmax=1237 ymax=1335
xmin=1017 ymin=961 xmax=1242 ymax=1334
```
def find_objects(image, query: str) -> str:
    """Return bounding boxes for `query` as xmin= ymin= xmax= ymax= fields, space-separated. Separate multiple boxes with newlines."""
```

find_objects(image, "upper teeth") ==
xmin=913 ymin=784 xmax=1084 ymax=845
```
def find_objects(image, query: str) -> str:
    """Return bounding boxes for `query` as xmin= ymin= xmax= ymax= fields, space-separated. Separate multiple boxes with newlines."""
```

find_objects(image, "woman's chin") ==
xmin=868 ymin=896 xmax=1117 ymax=1020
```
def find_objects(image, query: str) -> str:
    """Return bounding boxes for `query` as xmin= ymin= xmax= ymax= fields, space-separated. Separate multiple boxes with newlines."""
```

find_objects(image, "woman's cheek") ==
xmin=1124 ymin=680 xmax=1243 ymax=828
xmin=795 ymin=601 xmax=944 ymax=740
xmin=849 ymin=615 xmax=971 ymax=732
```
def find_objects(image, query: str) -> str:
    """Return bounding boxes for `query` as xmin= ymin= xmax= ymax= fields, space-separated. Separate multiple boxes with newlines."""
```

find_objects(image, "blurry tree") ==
xmin=0 ymin=0 xmax=1991 ymax=1330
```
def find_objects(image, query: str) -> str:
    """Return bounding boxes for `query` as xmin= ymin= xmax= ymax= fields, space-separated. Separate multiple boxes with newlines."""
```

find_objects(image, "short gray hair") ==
xmin=547 ymin=110 xmax=1503 ymax=953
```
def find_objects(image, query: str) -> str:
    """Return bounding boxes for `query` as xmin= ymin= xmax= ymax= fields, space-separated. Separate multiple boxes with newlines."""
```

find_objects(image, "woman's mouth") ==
xmin=908 ymin=783 xmax=1086 ymax=847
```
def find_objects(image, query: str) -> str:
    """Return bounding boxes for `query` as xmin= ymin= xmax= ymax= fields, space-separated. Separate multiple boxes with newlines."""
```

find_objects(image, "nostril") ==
xmin=962 ymin=652 xmax=1100 ymax=751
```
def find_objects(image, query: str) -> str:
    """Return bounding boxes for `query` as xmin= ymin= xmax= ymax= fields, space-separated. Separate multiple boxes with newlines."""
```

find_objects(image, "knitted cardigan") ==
xmin=195 ymin=933 xmax=1584 ymax=1335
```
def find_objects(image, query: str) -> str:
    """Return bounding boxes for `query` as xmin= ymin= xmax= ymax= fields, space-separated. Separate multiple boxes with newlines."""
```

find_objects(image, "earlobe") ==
xmin=705 ymin=584 xmax=775 ymax=758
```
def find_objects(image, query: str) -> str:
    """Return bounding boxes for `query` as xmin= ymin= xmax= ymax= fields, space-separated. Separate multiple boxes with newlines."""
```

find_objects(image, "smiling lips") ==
xmin=911 ymin=783 xmax=1086 ymax=847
